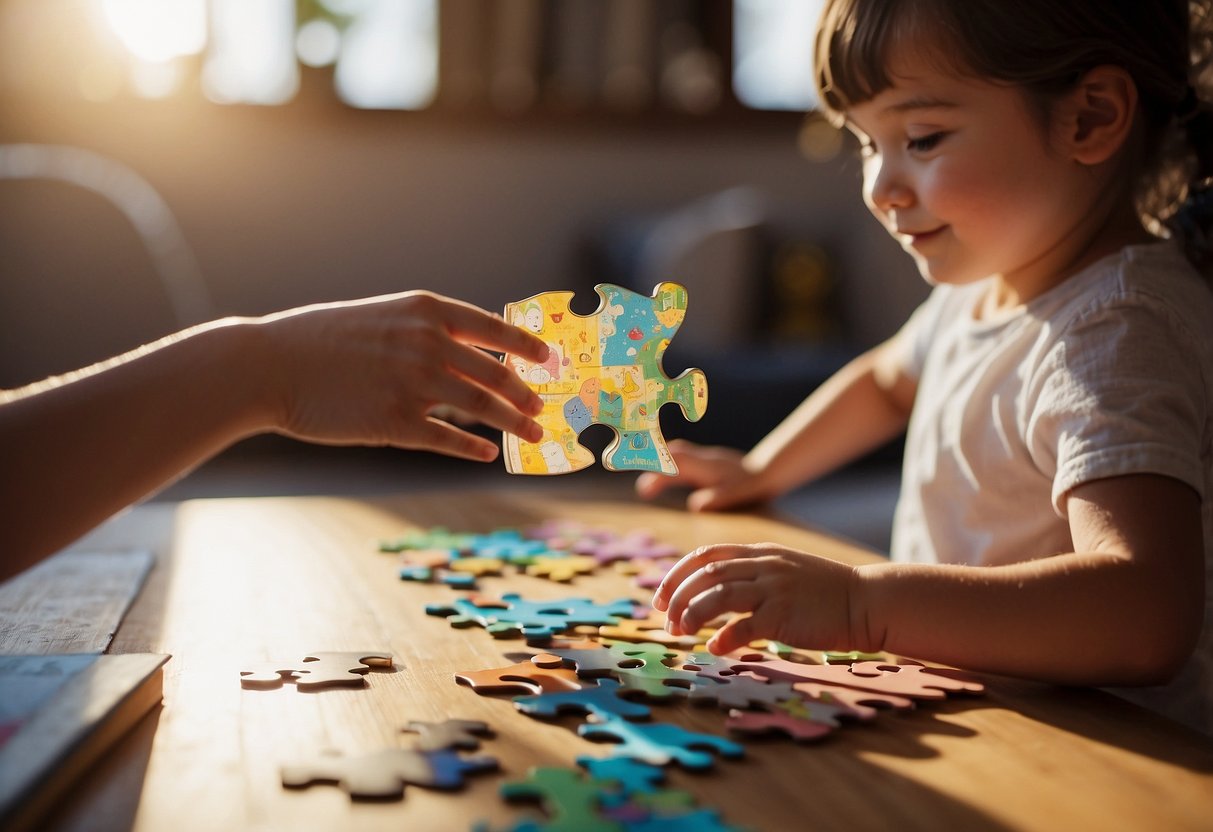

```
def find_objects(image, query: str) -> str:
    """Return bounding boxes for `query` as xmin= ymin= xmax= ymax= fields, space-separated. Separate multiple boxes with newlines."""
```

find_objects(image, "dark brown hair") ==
xmin=814 ymin=0 xmax=1213 ymax=276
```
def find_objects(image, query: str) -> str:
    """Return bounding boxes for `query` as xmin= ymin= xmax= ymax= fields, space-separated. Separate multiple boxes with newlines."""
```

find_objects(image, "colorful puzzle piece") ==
xmin=525 ymin=554 xmax=598 ymax=582
xmin=578 ymin=715 xmax=744 ymax=770
xmin=281 ymin=747 xmax=498 ymax=800
xmin=500 ymin=766 xmax=623 ymax=832
xmin=455 ymin=653 xmax=585 ymax=695
xmin=514 ymin=678 xmax=652 ymax=721
xmin=731 ymin=658 xmax=985 ymax=700
xmin=427 ymin=594 xmax=638 ymax=643
xmin=239 ymin=652 xmax=393 ymax=690
xmin=502 ymin=282 xmax=708 ymax=475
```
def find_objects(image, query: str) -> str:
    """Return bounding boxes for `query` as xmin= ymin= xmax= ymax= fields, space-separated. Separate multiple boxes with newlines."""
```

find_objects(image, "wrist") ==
xmin=848 ymin=562 xmax=888 ymax=653
xmin=190 ymin=317 xmax=280 ymax=438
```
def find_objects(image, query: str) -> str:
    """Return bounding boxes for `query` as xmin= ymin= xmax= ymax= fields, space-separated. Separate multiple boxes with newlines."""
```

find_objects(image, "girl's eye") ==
xmin=907 ymin=132 xmax=946 ymax=153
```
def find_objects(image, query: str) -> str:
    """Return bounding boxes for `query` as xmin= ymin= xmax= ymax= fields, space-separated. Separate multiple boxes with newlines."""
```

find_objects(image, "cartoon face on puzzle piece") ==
xmin=501 ymin=283 xmax=708 ymax=476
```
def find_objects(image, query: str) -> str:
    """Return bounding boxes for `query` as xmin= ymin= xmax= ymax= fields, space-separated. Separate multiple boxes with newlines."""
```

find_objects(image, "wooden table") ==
xmin=22 ymin=486 xmax=1213 ymax=831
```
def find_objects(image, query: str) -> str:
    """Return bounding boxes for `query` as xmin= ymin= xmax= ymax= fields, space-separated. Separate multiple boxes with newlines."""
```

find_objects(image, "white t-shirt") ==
xmin=890 ymin=241 xmax=1213 ymax=736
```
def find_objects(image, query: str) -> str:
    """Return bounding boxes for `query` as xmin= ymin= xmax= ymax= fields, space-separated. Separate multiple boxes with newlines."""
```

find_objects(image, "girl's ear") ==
xmin=1056 ymin=65 xmax=1138 ymax=165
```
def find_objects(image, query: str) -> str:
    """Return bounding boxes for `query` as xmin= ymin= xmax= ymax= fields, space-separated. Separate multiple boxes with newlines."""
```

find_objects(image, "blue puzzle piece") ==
xmin=514 ymin=678 xmax=651 ymax=721
xmin=426 ymin=593 xmax=637 ymax=643
xmin=578 ymin=715 xmax=744 ymax=770
xmin=576 ymin=756 xmax=666 ymax=795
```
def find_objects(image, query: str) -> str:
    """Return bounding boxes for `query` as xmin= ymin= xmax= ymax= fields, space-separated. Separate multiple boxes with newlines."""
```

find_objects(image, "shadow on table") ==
xmin=40 ymin=704 xmax=163 ymax=832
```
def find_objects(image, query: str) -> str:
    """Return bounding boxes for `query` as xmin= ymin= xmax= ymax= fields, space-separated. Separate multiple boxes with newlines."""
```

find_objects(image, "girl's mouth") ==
xmin=902 ymin=226 xmax=946 ymax=247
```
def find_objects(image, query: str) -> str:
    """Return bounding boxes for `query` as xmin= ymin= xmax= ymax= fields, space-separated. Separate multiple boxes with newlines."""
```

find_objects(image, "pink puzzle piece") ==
xmin=725 ymin=708 xmax=836 ymax=742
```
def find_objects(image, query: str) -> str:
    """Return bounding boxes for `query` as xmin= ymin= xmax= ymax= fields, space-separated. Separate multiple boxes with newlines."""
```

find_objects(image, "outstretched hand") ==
xmin=651 ymin=542 xmax=866 ymax=655
xmin=633 ymin=439 xmax=772 ymax=511
xmin=258 ymin=290 xmax=549 ymax=461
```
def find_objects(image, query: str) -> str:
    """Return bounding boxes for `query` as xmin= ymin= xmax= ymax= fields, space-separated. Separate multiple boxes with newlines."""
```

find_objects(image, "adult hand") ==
xmin=634 ymin=440 xmax=771 ymax=511
xmin=651 ymin=542 xmax=865 ymax=655
xmin=258 ymin=290 xmax=549 ymax=461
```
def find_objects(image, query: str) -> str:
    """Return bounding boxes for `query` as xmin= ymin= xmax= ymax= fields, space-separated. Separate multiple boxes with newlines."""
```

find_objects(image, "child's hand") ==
xmin=634 ymin=440 xmax=771 ymax=511
xmin=256 ymin=291 xmax=549 ymax=461
xmin=652 ymin=542 xmax=863 ymax=655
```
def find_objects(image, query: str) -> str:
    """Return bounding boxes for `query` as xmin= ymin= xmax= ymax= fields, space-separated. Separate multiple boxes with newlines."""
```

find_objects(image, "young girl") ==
xmin=643 ymin=0 xmax=1213 ymax=736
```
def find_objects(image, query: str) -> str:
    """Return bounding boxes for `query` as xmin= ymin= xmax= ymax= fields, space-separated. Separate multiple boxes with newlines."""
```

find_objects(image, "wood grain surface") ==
xmin=30 ymin=488 xmax=1213 ymax=831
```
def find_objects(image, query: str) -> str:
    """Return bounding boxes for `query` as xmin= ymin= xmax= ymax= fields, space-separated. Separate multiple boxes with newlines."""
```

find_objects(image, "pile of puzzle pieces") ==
xmin=381 ymin=520 xmax=683 ymax=590
xmin=442 ymin=594 xmax=984 ymax=829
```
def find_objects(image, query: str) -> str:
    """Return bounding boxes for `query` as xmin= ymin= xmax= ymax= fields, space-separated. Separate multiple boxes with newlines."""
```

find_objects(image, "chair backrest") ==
xmin=0 ymin=144 xmax=211 ymax=387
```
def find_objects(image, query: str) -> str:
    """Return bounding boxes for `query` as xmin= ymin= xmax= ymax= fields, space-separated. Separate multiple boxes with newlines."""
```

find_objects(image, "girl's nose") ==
xmin=864 ymin=159 xmax=914 ymax=214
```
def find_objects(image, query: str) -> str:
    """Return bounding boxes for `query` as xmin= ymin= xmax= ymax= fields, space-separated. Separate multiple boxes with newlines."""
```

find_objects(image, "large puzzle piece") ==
xmin=502 ymin=282 xmax=708 ymax=475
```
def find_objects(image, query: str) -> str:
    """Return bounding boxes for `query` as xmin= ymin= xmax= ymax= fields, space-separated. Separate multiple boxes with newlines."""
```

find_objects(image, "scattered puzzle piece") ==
xmin=526 ymin=554 xmax=598 ymax=582
xmin=575 ymin=756 xmax=667 ymax=795
xmin=427 ymin=594 xmax=637 ymax=643
xmin=686 ymin=675 xmax=797 ymax=710
xmin=403 ymin=719 xmax=493 ymax=751
xmin=455 ymin=654 xmax=584 ymax=695
xmin=725 ymin=706 xmax=836 ymax=743
xmin=239 ymin=652 xmax=393 ymax=690
xmin=501 ymin=766 xmax=621 ymax=832
xmin=281 ymin=747 xmax=498 ymax=799
xmin=502 ymin=282 xmax=708 ymax=475
xmin=733 ymin=658 xmax=985 ymax=700
xmin=599 ymin=613 xmax=714 ymax=649
xmin=514 ymin=678 xmax=652 ymax=721
xmin=578 ymin=715 xmax=743 ymax=770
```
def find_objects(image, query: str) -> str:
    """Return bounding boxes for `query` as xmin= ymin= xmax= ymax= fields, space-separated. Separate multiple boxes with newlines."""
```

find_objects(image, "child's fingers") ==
xmin=675 ymin=577 xmax=766 ymax=636
xmin=635 ymin=471 xmax=676 ymax=500
xmin=652 ymin=543 xmax=753 ymax=612
xmin=706 ymin=614 xmax=762 ymax=655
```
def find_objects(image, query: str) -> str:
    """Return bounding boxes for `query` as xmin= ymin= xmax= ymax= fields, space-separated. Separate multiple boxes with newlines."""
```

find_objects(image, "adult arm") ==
xmin=0 ymin=291 xmax=549 ymax=582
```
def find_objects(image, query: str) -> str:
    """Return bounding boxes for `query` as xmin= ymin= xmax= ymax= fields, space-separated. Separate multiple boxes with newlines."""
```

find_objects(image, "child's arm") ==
xmin=0 ymin=291 xmax=549 ymax=582
xmin=636 ymin=339 xmax=917 ymax=511
xmin=654 ymin=472 xmax=1204 ymax=686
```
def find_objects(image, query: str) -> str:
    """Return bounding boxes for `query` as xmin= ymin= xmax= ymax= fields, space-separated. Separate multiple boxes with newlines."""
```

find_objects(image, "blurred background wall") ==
xmin=0 ymin=0 xmax=925 ymax=390
xmin=0 ymin=0 xmax=923 ymax=548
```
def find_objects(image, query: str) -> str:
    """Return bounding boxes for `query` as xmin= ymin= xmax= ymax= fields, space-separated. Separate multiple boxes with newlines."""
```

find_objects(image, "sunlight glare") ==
xmin=101 ymin=0 xmax=206 ymax=64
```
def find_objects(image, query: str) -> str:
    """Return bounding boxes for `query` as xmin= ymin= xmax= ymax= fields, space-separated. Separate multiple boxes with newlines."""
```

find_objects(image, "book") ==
xmin=0 ymin=653 xmax=170 ymax=831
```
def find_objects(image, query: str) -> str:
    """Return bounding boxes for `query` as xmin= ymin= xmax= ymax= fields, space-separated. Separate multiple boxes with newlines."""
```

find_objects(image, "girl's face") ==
xmin=845 ymin=44 xmax=1109 ymax=304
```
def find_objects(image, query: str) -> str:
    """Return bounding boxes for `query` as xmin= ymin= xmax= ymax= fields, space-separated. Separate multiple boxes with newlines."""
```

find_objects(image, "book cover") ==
xmin=0 ymin=653 xmax=170 ymax=831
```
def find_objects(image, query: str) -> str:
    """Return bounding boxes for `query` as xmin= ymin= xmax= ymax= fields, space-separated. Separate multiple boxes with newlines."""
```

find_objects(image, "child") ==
xmin=0 ymin=290 xmax=549 ymax=583
xmin=643 ymin=0 xmax=1213 ymax=736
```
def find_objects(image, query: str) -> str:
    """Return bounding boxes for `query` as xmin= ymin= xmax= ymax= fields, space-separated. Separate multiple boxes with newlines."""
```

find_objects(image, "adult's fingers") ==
xmin=436 ymin=296 xmax=551 ymax=364
xmin=443 ymin=337 xmax=544 ymax=416
xmin=424 ymin=372 xmax=543 ymax=443
xmin=390 ymin=415 xmax=501 ymax=462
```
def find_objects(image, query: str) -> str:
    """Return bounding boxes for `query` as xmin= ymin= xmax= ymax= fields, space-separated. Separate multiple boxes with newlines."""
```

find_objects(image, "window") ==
xmin=8 ymin=1 xmax=823 ymax=116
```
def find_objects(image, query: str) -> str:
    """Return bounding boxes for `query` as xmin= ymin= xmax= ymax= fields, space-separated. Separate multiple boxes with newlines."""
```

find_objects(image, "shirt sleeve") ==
xmin=886 ymin=287 xmax=952 ymax=382
xmin=1024 ymin=293 xmax=1208 ymax=515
